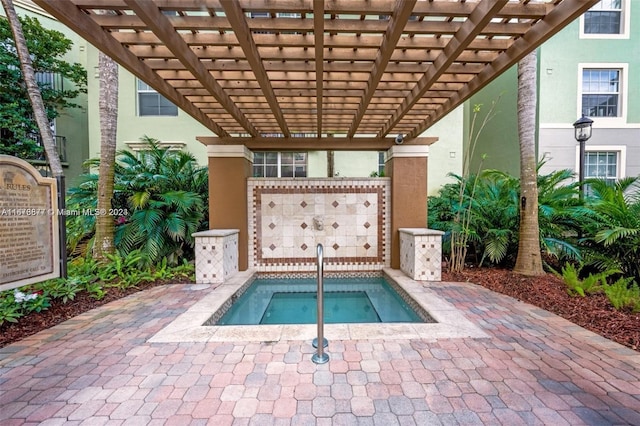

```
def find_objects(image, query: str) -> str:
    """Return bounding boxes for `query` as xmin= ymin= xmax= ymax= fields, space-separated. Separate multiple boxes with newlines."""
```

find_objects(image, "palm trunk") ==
xmin=1 ymin=0 xmax=63 ymax=176
xmin=514 ymin=50 xmax=544 ymax=276
xmin=92 ymin=51 xmax=119 ymax=260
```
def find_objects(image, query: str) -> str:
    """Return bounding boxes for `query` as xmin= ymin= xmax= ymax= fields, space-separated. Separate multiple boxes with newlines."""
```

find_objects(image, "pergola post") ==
xmin=385 ymin=145 xmax=429 ymax=269
xmin=207 ymin=145 xmax=253 ymax=271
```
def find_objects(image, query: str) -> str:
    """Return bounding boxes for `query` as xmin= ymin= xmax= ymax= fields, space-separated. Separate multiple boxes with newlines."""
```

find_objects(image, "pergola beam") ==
xmin=197 ymin=136 xmax=438 ymax=151
xmin=408 ymin=0 xmax=601 ymax=138
xmin=124 ymin=0 xmax=257 ymax=136
xmin=35 ymin=0 xmax=229 ymax=137
xmin=36 ymin=0 xmax=596 ymax=141
xmin=379 ymin=0 xmax=509 ymax=137
xmin=220 ymin=0 xmax=290 ymax=137
xmin=347 ymin=0 xmax=416 ymax=138
xmin=72 ymin=0 xmax=549 ymax=19
xmin=314 ymin=0 xmax=324 ymax=136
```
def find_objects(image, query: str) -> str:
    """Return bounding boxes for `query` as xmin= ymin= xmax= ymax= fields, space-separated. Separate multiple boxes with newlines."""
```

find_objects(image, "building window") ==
xmin=585 ymin=151 xmax=618 ymax=184
xmin=581 ymin=68 xmax=621 ymax=117
xmin=253 ymin=152 xmax=307 ymax=177
xmin=378 ymin=151 xmax=385 ymax=176
xmin=137 ymin=79 xmax=178 ymax=116
xmin=584 ymin=1 xmax=622 ymax=34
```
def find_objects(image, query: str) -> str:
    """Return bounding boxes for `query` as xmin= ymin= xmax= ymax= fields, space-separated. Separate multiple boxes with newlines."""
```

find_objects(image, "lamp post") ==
xmin=573 ymin=114 xmax=594 ymax=201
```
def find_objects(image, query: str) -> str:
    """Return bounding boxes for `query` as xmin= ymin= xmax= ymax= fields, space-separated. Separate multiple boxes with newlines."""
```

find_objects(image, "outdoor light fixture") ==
xmin=573 ymin=114 xmax=593 ymax=143
xmin=573 ymin=114 xmax=594 ymax=200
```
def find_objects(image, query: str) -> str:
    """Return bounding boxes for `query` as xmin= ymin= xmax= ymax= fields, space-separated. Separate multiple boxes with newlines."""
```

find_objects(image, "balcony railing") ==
xmin=27 ymin=133 xmax=68 ymax=164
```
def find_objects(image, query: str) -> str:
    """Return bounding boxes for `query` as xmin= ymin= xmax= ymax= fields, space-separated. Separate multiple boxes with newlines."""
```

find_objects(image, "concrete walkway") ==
xmin=1 ymin=279 xmax=639 ymax=425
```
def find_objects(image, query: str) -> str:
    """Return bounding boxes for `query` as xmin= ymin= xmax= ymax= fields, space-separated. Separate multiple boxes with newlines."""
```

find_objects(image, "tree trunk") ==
xmin=92 ymin=51 xmax=119 ymax=260
xmin=1 ymin=0 xmax=63 ymax=176
xmin=514 ymin=50 xmax=544 ymax=276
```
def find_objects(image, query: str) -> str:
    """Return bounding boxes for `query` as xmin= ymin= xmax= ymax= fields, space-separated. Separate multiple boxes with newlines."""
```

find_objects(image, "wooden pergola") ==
xmin=35 ymin=0 xmax=598 ymax=150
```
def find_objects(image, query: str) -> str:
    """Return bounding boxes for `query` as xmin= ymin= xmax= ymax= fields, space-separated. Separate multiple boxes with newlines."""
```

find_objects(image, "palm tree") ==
xmin=1 ymin=0 xmax=63 ymax=176
xmin=92 ymin=51 xmax=119 ymax=261
xmin=513 ymin=50 xmax=544 ymax=276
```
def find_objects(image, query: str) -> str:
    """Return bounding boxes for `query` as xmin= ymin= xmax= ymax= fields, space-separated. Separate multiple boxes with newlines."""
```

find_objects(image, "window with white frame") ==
xmin=137 ymin=79 xmax=178 ymax=116
xmin=253 ymin=152 xmax=307 ymax=177
xmin=581 ymin=68 xmax=621 ymax=117
xmin=577 ymin=145 xmax=626 ymax=194
xmin=582 ymin=0 xmax=626 ymax=36
xmin=585 ymin=151 xmax=619 ymax=184
xmin=378 ymin=151 xmax=385 ymax=176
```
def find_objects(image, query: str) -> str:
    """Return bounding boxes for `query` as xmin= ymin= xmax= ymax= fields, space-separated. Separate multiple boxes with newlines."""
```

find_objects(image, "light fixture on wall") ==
xmin=573 ymin=114 xmax=594 ymax=200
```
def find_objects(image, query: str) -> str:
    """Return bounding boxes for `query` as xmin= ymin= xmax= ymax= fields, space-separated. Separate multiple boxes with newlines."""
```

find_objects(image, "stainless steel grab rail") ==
xmin=312 ymin=244 xmax=329 ymax=364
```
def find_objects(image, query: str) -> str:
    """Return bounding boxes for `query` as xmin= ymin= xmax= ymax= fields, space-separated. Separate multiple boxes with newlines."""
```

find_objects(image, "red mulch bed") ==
xmin=443 ymin=267 xmax=639 ymax=352
xmin=0 ymin=276 xmax=191 ymax=348
xmin=1 ymin=269 xmax=638 ymax=352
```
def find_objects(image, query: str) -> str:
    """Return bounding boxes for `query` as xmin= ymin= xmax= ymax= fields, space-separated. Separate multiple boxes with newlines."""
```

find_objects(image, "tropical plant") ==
xmin=66 ymin=137 xmax=208 ymax=265
xmin=555 ymin=262 xmax=614 ymax=297
xmin=448 ymin=98 xmax=499 ymax=272
xmin=581 ymin=177 xmax=640 ymax=283
xmin=428 ymin=162 xmax=586 ymax=268
xmin=603 ymin=277 xmax=640 ymax=312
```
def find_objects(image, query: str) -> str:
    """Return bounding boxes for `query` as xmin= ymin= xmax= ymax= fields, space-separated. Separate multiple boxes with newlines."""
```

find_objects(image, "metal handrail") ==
xmin=312 ymin=243 xmax=329 ymax=364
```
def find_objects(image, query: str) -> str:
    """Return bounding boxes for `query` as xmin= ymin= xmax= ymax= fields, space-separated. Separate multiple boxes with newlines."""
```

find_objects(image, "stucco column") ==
xmin=385 ymin=145 xmax=429 ymax=269
xmin=207 ymin=145 xmax=253 ymax=271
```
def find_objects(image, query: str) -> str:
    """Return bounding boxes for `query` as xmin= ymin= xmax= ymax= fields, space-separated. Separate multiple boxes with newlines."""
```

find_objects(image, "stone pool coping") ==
xmin=149 ymin=268 xmax=488 ymax=343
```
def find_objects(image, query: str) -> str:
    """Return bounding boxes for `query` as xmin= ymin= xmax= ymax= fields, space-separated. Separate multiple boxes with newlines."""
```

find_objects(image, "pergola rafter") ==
xmin=124 ymin=0 xmax=258 ymax=136
xmin=34 ymin=0 xmax=599 ymax=143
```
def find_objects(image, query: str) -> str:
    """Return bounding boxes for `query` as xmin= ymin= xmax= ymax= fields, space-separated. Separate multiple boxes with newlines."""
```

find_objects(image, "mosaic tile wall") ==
xmin=248 ymin=179 xmax=390 ymax=272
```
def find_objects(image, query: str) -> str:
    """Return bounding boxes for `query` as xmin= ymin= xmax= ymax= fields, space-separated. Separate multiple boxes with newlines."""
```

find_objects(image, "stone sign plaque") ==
xmin=0 ymin=155 xmax=60 ymax=291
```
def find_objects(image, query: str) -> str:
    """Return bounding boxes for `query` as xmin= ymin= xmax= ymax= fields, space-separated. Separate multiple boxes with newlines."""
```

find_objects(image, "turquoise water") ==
xmin=216 ymin=277 xmax=425 ymax=325
xmin=262 ymin=291 xmax=380 ymax=324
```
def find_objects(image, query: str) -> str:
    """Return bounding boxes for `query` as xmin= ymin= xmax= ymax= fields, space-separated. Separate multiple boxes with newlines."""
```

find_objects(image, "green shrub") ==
xmin=67 ymin=136 xmax=208 ymax=265
xmin=46 ymin=280 xmax=80 ymax=304
xmin=98 ymin=250 xmax=155 ymax=290
xmin=0 ymin=258 xmax=193 ymax=326
xmin=603 ymin=278 xmax=640 ymax=312
xmin=581 ymin=177 xmax=640 ymax=283
xmin=556 ymin=263 xmax=613 ymax=297
xmin=428 ymin=162 xmax=584 ymax=268
xmin=0 ymin=295 xmax=24 ymax=325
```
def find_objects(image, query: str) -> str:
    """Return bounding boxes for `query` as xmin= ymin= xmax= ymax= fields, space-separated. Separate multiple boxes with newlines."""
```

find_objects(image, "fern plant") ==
xmin=556 ymin=263 xmax=612 ymax=297
xmin=603 ymin=277 xmax=640 ymax=312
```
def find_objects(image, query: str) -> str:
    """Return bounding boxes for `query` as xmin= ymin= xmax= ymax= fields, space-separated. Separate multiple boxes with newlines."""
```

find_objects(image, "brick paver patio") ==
xmin=1 ymin=279 xmax=639 ymax=425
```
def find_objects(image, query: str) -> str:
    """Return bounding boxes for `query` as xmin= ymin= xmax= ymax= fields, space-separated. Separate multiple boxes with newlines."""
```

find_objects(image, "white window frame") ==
xmin=136 ymin=79 xmax=178 ymax=117
xmin=253 ymin=152 xmax=307 ymax=178
xmin=575 ymin=145 xmax=627 ymax=182
xmin=580 ymin=0 xmax=630 ymax=39
xmin=378 ymin=151 xmax=385 ymax=175
xmin=577 ymin=63 xmax=628 ymax=126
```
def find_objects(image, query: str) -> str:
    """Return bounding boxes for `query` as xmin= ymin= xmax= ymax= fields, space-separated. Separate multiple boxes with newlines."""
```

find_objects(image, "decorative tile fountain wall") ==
xmin=248 ymin=179 xmax=390 ymax=272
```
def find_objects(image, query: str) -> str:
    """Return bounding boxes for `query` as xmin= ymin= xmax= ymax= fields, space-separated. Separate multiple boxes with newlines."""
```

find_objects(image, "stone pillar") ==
xmin=192 ymin=229 xmax=239 ymax=284
xmin=399 ymin=228 xmax=444 ymax=281
xmin=385 ymin=145 xmax=429 ymax=269
xmin=207 ymin=145 xmax=252 ymax=271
